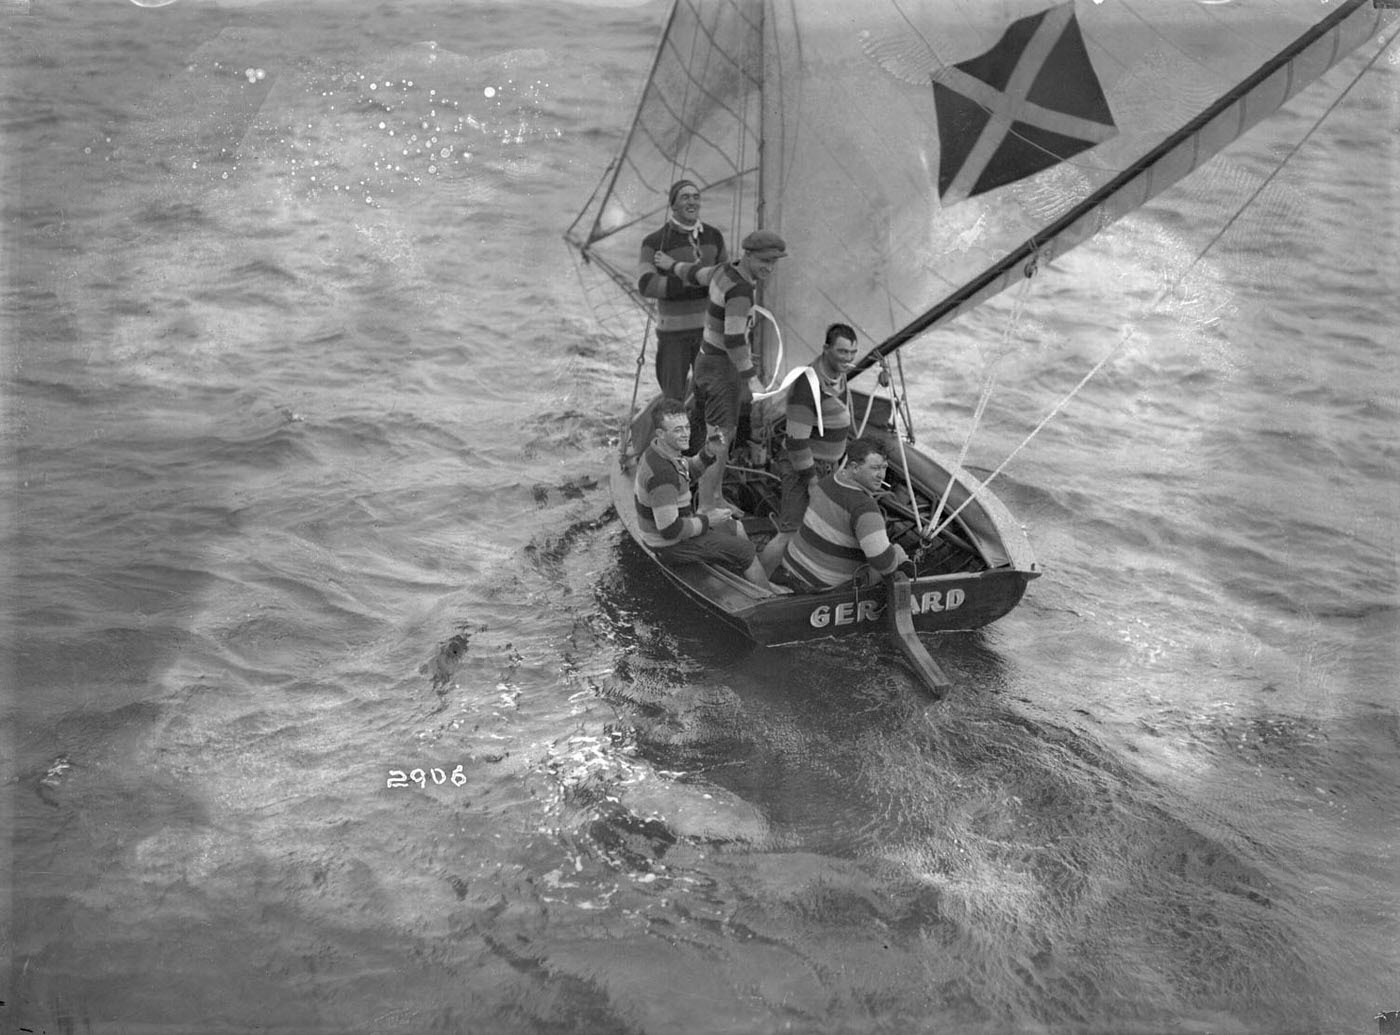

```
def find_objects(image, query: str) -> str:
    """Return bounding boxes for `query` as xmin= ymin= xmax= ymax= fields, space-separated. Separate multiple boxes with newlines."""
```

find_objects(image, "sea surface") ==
xmin=2 ymin=2 xmax=1398 ymax=1033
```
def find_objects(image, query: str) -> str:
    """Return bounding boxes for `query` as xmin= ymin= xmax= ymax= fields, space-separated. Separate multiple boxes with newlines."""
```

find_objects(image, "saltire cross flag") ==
xmin=933 ymin=2 xmax=1116 ymax=203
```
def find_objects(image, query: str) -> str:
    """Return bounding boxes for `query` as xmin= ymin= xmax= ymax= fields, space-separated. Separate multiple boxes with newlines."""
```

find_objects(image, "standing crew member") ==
xmin=654 ymin=228 xmax=788 ymax=516
xmin=636 ymin=179 xmax=727 ymax=406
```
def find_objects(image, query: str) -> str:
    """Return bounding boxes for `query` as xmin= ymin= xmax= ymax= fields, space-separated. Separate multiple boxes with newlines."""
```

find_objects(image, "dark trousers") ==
xmin=690 ymin=351 xmax=750 ymax=454
xmin=655 ymin=330 xmax=701 ymax=405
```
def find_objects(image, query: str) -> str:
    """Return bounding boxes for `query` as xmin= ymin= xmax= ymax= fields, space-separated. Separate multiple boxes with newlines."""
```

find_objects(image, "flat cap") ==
xmin=741 ymin=228 xmax=788 ymax=256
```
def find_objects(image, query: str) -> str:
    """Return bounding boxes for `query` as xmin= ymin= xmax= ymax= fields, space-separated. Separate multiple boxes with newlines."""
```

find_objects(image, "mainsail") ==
xmin=566 ymin=0 xmax=1390 ymax=386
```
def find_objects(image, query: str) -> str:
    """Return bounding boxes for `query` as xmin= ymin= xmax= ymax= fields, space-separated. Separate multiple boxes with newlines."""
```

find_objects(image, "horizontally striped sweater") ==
xmin=678 ymin=261 xmax=758 ymax=380
xmin=782 ymin=472 xmax=901 ymax=588
xmin=633 ymin=444 xmax=713 ymax=549
xmin=636 ymin=221 xmax=727 ymax=336
xmin=785 ymin=365 xmax=851 ymax=471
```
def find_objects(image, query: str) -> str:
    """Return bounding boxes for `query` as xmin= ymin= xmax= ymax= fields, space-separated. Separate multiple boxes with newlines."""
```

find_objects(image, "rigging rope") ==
xmin=853 ymin=380 xmax=880 ymax=438
xmin=929 ymin=257 xmax=1038 ymax=530
xmin=620 ymin=314 xmax=653 ymax=459
xmin=893 ymin=350 xmax=917 ymax=443
xmin=923 ymin=32 xmax=1397 ymax=545
xmin=883 ymin=354 xmax=926 ymax=536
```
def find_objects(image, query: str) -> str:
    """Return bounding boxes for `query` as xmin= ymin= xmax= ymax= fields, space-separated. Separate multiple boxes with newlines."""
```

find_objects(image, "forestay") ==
xmin=566 ymin=0 xmax=1389 ymax=385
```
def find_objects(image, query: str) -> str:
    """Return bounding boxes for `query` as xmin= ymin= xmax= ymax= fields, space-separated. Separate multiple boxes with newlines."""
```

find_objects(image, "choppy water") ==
xmin=3 ymin=2 xmax=1398 ymax=1033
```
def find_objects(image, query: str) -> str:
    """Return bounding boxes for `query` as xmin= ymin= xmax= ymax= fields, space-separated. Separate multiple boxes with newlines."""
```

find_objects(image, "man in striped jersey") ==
xmin=653 ymin=228 xmax=788 ymax=516
xmin=758 ymin=323 xmax=858 ymax=575
xmin=636 ymin=179 xmax=727 ymax=408
xmin=778 ymin=438 xmax=912 ymax=592
xmin=634 ymin=399 xmax=784 ymax=594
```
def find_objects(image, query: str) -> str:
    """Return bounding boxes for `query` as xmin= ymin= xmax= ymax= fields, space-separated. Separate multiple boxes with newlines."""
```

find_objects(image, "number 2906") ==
xmin=387 ymin=766 xmax=467 ymax=789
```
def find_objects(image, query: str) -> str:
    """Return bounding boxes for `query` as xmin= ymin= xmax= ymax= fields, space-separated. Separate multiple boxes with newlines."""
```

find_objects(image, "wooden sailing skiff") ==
xmin=608 ymin=391 xmax=1038 ymax=647
xmin=567 ymin=0 xmax=1393 ymax=688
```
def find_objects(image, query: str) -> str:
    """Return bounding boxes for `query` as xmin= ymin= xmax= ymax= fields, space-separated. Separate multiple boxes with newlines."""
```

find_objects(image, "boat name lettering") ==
xmin=808 ymin=599 xmax=881 ymax=628
xmin=914 ymin=588 xmax=965 ymax=614
xmin=807 ymin=588 xmax=966 ymax=628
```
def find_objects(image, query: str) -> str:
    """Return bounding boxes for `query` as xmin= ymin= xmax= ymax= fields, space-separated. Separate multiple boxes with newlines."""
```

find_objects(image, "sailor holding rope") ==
xmin=654 ymin=228 xmax=788 ymax=517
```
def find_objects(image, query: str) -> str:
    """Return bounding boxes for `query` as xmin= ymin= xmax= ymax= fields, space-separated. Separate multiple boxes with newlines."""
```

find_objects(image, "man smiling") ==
xmin=633 ymin=398 xmax=785 ymax=595
xmin=636 ymin=179 xmax=727 ymax=404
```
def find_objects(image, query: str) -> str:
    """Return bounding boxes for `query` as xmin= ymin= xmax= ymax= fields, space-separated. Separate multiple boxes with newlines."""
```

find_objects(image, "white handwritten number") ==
xmin=388 ymin=765 xmax=469 ymax=788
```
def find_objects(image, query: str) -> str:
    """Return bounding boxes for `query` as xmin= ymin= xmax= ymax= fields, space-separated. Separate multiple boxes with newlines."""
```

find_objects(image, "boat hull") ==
xmin=732 ymin=566 xmax=1033 ymax=646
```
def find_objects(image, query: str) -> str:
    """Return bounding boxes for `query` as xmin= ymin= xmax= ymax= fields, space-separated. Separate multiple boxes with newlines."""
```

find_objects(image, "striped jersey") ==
xmin=633 ymin=445 xmax=709 ymax=548
xmin=683 ymin=262 xmax=757 ymax=379
xmin=785 ymin=366 xmax=851 ymax=471
xmin=782 ymin=473 xmax=902 ymax=588
xmin=636 ymin=221 xmax=727 ymax=335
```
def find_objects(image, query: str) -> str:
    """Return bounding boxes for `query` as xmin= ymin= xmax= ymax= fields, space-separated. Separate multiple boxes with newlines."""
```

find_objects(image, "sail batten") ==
xmin=568 ymin=0 xmax=1390 ymax=382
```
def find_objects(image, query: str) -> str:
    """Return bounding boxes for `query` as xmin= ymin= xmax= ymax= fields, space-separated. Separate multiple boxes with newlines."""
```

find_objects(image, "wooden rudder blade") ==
xmin=887 ymin=573 xmax=952 ymax=694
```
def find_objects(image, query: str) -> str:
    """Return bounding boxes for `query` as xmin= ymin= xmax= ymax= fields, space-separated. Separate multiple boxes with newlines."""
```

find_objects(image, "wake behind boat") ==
xmin=567 ymin=0 xmax=1393 ymax=690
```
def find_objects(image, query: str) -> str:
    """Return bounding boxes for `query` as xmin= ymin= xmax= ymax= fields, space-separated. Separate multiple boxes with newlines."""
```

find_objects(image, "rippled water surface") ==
xmin=3 ymin=2 xmax=1398 ymax=1033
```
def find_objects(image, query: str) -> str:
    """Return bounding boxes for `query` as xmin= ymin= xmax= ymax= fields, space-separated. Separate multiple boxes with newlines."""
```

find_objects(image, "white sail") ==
xmin=568 ymin=0 xmax=1391 ymax=383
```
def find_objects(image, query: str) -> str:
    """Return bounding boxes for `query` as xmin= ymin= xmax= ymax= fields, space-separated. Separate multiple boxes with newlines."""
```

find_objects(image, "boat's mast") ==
xmin=753 ymin=0 xmax=776 ymax=377
xmin=755 ymin=0 xmax=768 ymax=233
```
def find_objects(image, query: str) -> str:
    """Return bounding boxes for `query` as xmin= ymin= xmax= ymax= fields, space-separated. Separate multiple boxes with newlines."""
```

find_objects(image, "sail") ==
xmin=565 ymin=1 xmax=764 ymax=314
xmin=568 ymin=0 xmax=1390 ymax=385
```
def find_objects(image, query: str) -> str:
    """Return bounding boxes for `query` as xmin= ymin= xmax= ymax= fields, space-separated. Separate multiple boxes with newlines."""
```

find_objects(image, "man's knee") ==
xmin=722 ymin=535 xmax=757 ymax=569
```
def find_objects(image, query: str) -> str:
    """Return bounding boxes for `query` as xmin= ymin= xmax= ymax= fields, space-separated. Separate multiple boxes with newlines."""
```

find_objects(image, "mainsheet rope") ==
xmin=924 ymin=32 xmax=1395 ymax=545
